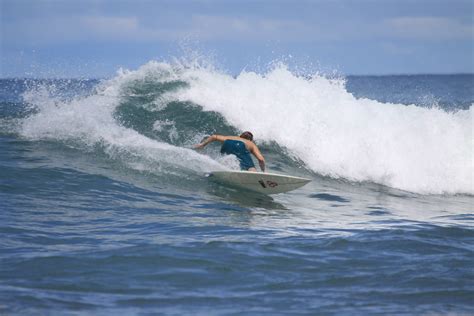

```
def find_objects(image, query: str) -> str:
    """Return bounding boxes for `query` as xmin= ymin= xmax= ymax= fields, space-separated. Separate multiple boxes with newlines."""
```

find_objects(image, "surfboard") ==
xmin=208 ymin=170 xmax=311 ymax=194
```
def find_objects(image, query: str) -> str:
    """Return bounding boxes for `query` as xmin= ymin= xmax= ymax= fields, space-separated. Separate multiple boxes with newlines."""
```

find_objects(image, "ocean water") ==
xmin=0 ymin=61 xmax=473 ymax=315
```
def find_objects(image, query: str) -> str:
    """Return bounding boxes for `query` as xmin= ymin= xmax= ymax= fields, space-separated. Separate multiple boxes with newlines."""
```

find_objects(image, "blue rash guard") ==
xmin=220 ymin=139 xmax=255 ymax=170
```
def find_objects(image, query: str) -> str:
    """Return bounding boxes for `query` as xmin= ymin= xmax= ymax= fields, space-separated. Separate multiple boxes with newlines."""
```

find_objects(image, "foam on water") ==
xmin=18 ymin=60 xmax=473 ymax=194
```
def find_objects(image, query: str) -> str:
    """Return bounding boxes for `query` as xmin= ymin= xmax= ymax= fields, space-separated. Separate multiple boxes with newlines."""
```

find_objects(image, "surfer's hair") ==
xmin=240 ymin=131 xmax=253 ymax=141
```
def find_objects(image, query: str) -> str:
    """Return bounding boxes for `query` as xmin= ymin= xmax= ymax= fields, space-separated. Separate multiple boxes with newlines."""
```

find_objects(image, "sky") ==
xmin=1 ymin=0 xmax=473 ymax=77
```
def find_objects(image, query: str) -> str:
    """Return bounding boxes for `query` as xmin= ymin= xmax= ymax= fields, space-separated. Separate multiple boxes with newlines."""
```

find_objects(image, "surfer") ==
xmin=195 ymin=131 xmax=265 ymax=172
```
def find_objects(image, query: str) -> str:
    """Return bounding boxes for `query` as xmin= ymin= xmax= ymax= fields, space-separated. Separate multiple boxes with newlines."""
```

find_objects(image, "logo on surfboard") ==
xmin=258 ymin=180 xmax=278 ymax=188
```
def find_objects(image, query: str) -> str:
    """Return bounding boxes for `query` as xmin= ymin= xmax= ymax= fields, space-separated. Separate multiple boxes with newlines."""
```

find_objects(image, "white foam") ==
xmin=172 ymin=64 xmax=473 ymax=195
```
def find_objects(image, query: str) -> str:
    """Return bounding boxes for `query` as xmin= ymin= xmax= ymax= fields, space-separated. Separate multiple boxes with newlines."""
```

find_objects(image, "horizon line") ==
xmin=1 ymin=72 xmax=473 ymax=80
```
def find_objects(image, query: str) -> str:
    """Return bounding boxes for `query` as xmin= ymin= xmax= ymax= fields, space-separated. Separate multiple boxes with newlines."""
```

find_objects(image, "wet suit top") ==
xmin=220 ymin=139 xmax=255 ymax=170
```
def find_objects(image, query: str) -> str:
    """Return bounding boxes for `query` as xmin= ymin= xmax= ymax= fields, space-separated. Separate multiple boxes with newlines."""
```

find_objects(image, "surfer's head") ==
xmin=240 ymin=131 xmax=253 ymax=141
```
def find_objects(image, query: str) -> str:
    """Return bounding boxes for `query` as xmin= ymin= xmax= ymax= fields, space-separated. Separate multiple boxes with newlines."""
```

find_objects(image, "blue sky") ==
xmin=1 ymin=0 xmax=473 ymax=77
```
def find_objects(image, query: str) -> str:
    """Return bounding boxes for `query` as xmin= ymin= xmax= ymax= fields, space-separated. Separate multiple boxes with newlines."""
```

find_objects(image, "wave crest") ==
xmin=19 ymin=60 xmax=473 ymax=195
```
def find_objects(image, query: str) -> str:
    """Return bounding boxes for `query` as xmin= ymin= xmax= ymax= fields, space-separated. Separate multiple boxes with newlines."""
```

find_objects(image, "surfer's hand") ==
xmin=259 ymin=160 xmax=265 ymax=172
xmin=194 ymin=135 xmax=214 ymax=150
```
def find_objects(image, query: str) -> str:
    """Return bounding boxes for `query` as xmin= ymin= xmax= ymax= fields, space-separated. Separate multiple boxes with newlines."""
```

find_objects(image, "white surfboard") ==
xmin=208 ymin=170 xmax=311 ymax=194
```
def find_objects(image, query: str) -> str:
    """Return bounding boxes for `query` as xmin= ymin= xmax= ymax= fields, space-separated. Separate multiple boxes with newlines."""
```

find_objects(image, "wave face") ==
xmin=18 ymin=60 xmax=473 ymax=195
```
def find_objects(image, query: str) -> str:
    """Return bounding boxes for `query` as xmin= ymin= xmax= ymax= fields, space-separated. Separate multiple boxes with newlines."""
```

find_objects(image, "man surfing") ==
xmin=194 ymin=131 xmax=265 ymax=172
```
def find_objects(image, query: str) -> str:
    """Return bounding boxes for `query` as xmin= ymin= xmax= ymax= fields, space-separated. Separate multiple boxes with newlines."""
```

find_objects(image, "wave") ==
xmin=18 ymin=67 xmax=227 ymax=179
xmin=17 ymin=59 xmax=473 ymax=195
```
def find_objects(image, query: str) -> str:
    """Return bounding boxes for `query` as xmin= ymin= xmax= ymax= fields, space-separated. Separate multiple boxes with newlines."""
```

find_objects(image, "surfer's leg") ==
xmin=239 ymin=159 xmax=256 ymax=171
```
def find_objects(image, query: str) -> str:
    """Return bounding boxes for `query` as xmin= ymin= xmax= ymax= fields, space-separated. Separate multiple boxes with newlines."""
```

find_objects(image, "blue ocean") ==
xmin=0 ymin=60 xmax=473 ymax=315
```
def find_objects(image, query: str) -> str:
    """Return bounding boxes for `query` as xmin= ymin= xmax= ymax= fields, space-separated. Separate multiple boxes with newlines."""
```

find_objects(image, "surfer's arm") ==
xmin=194 ymin=134 xmax=226 ymax=149
xmin=250 ymin=144 xmax=265 ymax=172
